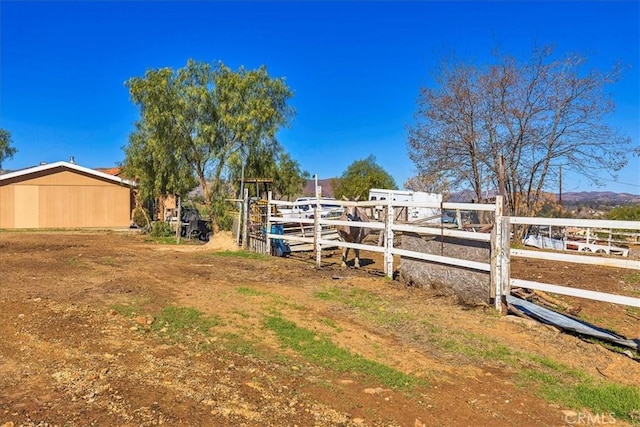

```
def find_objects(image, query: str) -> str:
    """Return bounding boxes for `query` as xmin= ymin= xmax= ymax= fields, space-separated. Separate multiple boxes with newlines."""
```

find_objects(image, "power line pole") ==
xmin=559 ymin=164 xmax=563 ymax=217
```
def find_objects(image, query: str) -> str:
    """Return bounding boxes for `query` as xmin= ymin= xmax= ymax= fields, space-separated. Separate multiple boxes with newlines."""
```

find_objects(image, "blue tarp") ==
xmin=507 ymin=295 xmax=639 ymax=350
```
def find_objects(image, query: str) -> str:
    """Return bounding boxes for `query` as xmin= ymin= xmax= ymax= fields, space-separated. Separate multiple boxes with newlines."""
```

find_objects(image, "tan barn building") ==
xmin=0 ymin=161 xmax=135 ymax=229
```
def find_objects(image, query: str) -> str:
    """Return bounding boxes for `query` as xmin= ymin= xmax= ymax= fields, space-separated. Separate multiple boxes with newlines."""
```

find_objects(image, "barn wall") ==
xmin=1 ymin=169 xmax=133 ymax=229
xmin=14 ymin=185 xmax=40 ymax=228
xmin=399 ymin=233 xmax=490 ymax=305
xmin=39 ymin=185 xmax=131 ymax=228
xmin=0 ymin=185 xmax=15 ymax=228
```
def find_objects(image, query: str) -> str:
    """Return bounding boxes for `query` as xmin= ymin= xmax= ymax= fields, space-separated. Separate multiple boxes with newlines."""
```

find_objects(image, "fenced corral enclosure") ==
xmin=263 ymin=194 xmax=507 ymax=306
xmin=242 ymin=197 xmax=343 ymax=255
xmin=247 ymin=192 xmax=640 ymax=313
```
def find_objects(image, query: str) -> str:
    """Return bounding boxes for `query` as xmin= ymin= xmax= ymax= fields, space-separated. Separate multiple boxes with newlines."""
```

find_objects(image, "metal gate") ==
xmin=246 ymin=199 xmax=269 ymax=254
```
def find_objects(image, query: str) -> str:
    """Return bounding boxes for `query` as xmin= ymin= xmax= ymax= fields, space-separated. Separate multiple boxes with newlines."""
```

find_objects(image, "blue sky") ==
xmin=1 ymin=1 xmax=639 ymax=194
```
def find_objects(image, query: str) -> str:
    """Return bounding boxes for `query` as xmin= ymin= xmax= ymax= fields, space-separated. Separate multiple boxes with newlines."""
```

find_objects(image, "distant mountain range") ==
xmin=558 ymin=191 xmax=640 ymax=204
xmin=301 ymin=181 xmax=640 ymax=204
xmin=450 ymin=190 xmax=640 ymax=204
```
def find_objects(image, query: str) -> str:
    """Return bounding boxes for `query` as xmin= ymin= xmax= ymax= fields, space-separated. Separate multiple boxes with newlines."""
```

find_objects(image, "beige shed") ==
xmin=0 ymin=161 xmax=135 ymax=229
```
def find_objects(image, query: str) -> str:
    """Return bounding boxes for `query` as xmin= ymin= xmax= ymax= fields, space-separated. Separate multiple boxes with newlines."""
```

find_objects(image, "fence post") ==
xmin=235 ymin=200 xmax=242 ymax=247
xmin=491 ymin=196 xmax=504 ymax=311
xmin=175 ymin=195 xmax=181 ymax=244
xmin=314 ymin=203 xmax=322 ymax=268
xmin=500 ymin=215 xmax=511 ymax=312
xmin=385 ymin=198 xmax=394 ymax=278
xmin=242 ymin=188 xmax=249 ymax=250
xmin=266 ymin=191 xmax=272 ymax=256
xmin=377 ymin=209 xmax=385 ymax=247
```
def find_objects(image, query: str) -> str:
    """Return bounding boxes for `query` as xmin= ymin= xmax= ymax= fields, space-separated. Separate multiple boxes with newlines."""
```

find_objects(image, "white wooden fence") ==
xmin=266 ymin=194 xmax=506 ymax=308
xmin=261 ymin=193 xmax=640 ymax=312
xmin=508 ymin=216 xmax=640 ymax=309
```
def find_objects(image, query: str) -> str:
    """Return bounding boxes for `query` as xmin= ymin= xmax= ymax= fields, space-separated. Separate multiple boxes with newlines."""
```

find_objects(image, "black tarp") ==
xmin=507 ymin=295 xmax=639 ymax=350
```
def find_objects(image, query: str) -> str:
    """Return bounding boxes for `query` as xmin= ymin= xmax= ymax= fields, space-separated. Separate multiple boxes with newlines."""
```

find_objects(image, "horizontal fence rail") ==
xmin=390 ymin=223 xmax=492 ymax=242
xmin=267 ymin=233 xmax=314 ymax=244
xmin=317 ymin=219 xmax=386 ymax=230
xmin=391 ymin=248 xmax=491 ymax=272
xmin=270 ymin=217 xmax=315 ymax=225
xmin=511 ymin=279 xmax=640 ymax=308
xmin=316 ymin=238 xmax=386 ymax=253
xmin=511 ymin=248 xmax=640 ymax=270
xmin=510 ymin=216 xmax=640 ymax=230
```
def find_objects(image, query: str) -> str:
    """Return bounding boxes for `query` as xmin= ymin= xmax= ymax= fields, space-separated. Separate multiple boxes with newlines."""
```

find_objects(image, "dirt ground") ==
xmin=1 ymin=231 xmax=639 ymax=427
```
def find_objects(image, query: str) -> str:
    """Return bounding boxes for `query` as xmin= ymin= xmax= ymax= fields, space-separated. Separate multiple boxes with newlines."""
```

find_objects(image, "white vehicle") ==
xmin=278 ymin=197 xmax=344 ymax=219
xmin=368 ymin=189 xmax=442 ymax=222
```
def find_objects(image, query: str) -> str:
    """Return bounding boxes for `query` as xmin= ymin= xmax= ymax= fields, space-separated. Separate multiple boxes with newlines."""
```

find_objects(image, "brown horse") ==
xmin=336 ymin=205 xmax=371 ymax=268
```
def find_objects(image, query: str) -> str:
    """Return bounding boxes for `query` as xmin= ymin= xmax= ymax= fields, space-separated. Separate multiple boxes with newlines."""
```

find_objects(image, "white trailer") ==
xmin=368 ymin=189 xmax=442 ymax=222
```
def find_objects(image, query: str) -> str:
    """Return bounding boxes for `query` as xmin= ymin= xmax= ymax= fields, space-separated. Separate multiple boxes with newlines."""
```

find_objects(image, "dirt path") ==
xmin=1 ymin=231 xmax=638 ymax=426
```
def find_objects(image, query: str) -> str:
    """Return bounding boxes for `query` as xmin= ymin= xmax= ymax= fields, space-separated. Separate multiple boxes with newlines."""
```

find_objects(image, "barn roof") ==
xmin=0 ymin=161 xmax=136 ymax=187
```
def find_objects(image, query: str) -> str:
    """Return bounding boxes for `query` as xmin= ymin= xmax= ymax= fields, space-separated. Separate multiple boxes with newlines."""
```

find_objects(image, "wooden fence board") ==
xmin=391 ymin=223 xmax=491 ymax=242
xmin=510 ymin=217 xmax=640 ymax=229
xmin=511 ymin=248 xmax=640 ymax=270
xmin=511 ymin=279 xmax=640 ymax=307
xmin=391 ymin=247 xmax=491 ymax=272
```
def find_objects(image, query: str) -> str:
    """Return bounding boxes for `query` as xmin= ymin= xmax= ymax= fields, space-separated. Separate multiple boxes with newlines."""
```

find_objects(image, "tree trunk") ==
xmin=133 ymin=190 xmax=151 ymax=229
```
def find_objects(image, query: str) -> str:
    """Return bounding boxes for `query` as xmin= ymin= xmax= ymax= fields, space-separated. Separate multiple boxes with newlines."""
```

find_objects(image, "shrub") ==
xmin=209 ymin=197 xmax=236 ymax=231
xmin=132 ymin=207 xmax=150 ymax=228
xmin=216 ymin=211 xmax=234 ymax=231
xmin=607 ymin=205 xmax=640 ymax=221
xmin=149 ymin=221 xmax=174 ymax=237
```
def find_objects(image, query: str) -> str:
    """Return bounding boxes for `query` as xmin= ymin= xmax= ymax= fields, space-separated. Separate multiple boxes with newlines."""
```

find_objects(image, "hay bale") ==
xmin=398 ymin=233 xmax=490 ymax=305
xmin=204 ymin=231 xmax=240 ymax=252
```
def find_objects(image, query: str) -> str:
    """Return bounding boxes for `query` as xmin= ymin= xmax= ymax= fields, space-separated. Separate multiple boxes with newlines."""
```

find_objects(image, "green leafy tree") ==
xmin=273 ymin=152 xmax=309 ymax=200
xmin=240 ymin=141 xmax=282 ymax=195
xmin=226 ymin=144 xmax=308 ymax=200
xmin=122 ymin=59 xmax=293 ymax=227
xmin=0 ymin=129 xmax=17 ymax=169
xmin=332 ymin=155 xmax=397 ymax=200
xmin=210 ymin=62 xmax=294 ymax=199
xmin=607 ymin=205 xmax=640 ymax=221
xmin=123 ymin=122 xmax=197 ymax=204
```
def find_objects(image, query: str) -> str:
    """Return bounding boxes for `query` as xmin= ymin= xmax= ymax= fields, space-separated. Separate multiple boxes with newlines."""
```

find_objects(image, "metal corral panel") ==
xmin=285 ymin=229 xmax=340 ymax=252
xmin=0 ymin=168 xmax=133 ymax=229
